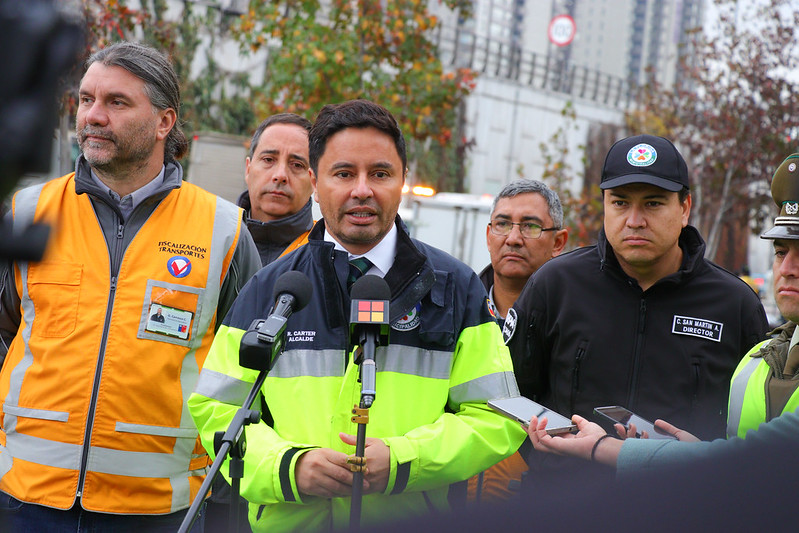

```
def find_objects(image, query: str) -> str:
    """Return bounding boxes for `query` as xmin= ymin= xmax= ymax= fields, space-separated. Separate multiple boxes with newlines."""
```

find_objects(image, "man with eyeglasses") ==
xmin=481 ymin=179 xmax=568 ymax=330
xmin=505 ymin=136 xmax=767 ymax=464
xmin=468 ymin=179 xmax=568 ymax=503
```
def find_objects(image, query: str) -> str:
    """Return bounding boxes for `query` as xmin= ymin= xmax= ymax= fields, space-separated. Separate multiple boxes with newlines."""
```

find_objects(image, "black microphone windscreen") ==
xmin=350 ymin=275 xmax=391 ymax=301
xmin=272 ymin=270 xmax=313 ymax=311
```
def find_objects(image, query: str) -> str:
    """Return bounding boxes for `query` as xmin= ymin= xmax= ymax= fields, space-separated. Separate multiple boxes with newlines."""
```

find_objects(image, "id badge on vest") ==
xmin=144 ymin=302 xmax=193 ymax=340
xmin=137 ymin=279 xmax=205 ymax=347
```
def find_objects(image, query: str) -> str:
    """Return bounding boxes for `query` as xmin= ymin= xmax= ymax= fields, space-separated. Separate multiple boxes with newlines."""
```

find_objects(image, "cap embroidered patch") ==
xmin=626 ymin=143 xmax=657 ymax=167
xmin=167 ymin=256 xmax=192 ymax=278
xmin=787 ymin=202 xmax=799 ymax=215
xmin=789 ymin=162 xmax=796 ymax=172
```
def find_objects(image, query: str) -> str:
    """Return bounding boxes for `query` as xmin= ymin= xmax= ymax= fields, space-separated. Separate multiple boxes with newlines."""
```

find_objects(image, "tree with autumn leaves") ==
xmin=231 ymin=0 xmax=475 ymax=192
xmin=74 ymin=0 xmax=477 ymax=192
xmin=75 ymin=0 xmax=256 ymax=148
xmin=626 ymin=0 xmax=798 ymax=265
xmin=540 ymin=0 xmax=798 ymax=266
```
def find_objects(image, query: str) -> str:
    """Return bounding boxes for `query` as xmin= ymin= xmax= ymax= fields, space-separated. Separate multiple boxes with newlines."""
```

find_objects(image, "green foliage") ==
xmin=538 ymin=101 xmax=602 ymax=248
xmin=232 ymin=0 xmax=477 ymax=190
xmin=77 ymin=0 xmax=476 ymax=190
xmin=78 ymin=0 xmax=258 ymax=138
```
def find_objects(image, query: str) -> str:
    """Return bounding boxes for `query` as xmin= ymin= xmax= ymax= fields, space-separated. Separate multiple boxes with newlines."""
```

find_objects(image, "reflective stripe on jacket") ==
xmin=0 ymin=173 xmax=243 ymax=514
xmin=727 ymin=336 xmax=799 ymax=439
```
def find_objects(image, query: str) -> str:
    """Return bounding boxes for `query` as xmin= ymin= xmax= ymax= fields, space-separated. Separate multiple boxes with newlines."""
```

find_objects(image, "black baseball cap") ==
xmin=600 ymin=134 xmax=690 ymax=192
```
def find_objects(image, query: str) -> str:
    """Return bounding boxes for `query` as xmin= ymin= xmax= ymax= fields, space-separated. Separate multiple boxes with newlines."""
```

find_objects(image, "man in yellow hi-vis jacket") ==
xmin=728 ymin=154 xmax=799 ymax=439
xmin=189 ymin=99 xmax=526 ymax=532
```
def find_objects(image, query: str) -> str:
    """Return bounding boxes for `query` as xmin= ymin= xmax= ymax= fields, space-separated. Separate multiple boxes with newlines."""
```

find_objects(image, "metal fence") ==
xmin=433 ymin=24 xmax=633 ymax=110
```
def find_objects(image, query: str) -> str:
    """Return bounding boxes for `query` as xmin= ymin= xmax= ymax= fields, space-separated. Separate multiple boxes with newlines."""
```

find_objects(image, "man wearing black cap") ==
xmin=504 ymin=135 xmax=768 ymax=450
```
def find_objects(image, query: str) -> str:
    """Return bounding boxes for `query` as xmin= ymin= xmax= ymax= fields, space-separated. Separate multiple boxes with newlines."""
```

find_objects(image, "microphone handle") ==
xmin=271 ymin=293 xmax=297 ymax=319
xmin=359 ymin=330 xmax=378 ymax=408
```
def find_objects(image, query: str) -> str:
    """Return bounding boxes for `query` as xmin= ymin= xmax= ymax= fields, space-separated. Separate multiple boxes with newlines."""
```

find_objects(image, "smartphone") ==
xmin=593 ymin=406 xmax=676 ymax=440
xmin=488 ymin=396 xmax=577 ymax=435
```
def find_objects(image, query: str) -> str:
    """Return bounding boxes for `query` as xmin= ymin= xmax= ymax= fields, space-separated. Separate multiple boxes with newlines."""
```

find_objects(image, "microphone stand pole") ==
xmin=349 ymin=334 xmax=377 ymax=531
xmin=178 ymin=365 xmax=271 ymax=533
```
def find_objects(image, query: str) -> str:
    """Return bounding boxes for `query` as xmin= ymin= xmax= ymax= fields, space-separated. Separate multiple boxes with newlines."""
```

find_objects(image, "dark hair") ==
xmin=492 ymin=179 xmax=564 ymax=229
xmin=309 ymin=99 xmax=406 ymax=175
xmin=248 ymin=113 xmax=312 ymax=159
xmin=87 ymin=41 xmax=187 ymax=161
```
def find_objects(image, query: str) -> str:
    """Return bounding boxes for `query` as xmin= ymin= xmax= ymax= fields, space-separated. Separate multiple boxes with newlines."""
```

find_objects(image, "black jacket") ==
xmin=237 ymin=191 xmax=314 ymax=266
xmin=506 ymin=225 xmax=768 ymax=440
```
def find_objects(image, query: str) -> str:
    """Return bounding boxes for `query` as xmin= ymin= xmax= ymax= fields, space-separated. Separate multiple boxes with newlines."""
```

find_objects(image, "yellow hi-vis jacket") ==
xmin=727 ymin=323 xmax=799 ymax=439
xmin=0 ymin=172 xmax=243 ymax=514
xmin=189 ymin=223 xmax=527 ymax=532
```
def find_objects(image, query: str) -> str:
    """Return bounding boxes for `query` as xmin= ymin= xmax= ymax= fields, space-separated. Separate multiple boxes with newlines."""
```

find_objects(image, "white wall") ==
xmin=463 ymin=76 xmax=624 ymax=196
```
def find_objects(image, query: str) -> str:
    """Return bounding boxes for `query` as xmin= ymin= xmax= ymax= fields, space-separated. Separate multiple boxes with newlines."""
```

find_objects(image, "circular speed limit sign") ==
xmin=548 ymin=15 xmax=576 ymax=47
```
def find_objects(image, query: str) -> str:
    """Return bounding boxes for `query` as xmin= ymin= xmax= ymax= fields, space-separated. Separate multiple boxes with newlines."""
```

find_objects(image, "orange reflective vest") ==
xmin=0 ymin=173 xmax=243 ymax=514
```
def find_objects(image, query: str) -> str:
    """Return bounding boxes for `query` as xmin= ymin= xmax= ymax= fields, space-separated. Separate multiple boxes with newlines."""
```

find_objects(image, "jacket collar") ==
xmin=758 ymin=321 xmax=797 ymax=376
xmin=478 ymin=263 xmax=494 ymax=293
xmin=308 ymin=214 xmax=428 ymax=297
xmin=73 ymin=154 xmax=183 ymax=199
xmin=597 ymin=225 xmax=707 ymax=285
xmin=237 ymin=193 xmax=314 ymax=247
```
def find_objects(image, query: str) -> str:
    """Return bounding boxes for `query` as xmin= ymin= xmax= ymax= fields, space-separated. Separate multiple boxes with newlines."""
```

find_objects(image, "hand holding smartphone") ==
xmin=593 ymin=406 xmax=676 ymax=440
xmin=488 ymin=396 xmax=577 ymax=435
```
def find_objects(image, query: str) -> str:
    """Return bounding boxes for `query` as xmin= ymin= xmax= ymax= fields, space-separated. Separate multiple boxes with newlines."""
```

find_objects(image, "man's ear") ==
xmin=244 ymin=157 xmax=252 ymax=185
xmin=552 ymin=228 xmax=569 ymax=257
xmin=681 ymin=193 xmax=692 ymax=227
xmin=155 ymin=108 xmax=177 ymax=141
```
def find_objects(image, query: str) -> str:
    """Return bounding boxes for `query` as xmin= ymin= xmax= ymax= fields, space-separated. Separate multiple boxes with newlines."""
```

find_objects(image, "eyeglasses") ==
xmin=488 ymin=219 xmax=559 ymax=239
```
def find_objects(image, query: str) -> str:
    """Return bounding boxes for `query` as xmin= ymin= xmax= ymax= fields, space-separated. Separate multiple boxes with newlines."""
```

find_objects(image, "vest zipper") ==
xmin=77 ymin=222 xmax=125 ymax=498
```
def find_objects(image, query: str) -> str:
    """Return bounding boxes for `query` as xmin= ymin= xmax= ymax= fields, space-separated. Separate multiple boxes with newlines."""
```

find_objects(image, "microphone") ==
xmin=239 ymin=270 xmax=313 ymax=371
xmin=349 ymin=275 xmax=391 ymax=407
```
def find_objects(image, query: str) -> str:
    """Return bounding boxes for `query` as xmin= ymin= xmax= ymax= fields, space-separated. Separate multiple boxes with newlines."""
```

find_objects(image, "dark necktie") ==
xmin=347 ymin=257 xmax=373 ymax=291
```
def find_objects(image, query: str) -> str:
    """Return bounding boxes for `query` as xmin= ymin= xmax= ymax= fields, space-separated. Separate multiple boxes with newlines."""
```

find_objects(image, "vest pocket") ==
xmin=27 ymin=262 xmax=82 ymax=338
xmin=114 ymin=421 xmax=198 ymax=439
xmin=3 ymin=403 xmax=70 ymax=422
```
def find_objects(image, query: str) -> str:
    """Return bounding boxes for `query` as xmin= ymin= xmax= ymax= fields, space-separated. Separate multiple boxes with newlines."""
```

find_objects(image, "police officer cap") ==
xmin=762 ymin=154 xmax=799 ymax=240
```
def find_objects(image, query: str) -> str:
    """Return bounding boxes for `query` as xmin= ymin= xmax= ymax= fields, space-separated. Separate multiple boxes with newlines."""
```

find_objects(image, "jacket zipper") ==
xmin=627 ymin=299 xmax=647 ymax=409
xmin=77 ymin=221 xmax=124 ymax=498
xmin=570 ymin=341 xmax=588 ymax=415
xmin=688 ymin=360 xmax=701 ymax=430
xmin=691 ymin=361 xmax=701 ymax=408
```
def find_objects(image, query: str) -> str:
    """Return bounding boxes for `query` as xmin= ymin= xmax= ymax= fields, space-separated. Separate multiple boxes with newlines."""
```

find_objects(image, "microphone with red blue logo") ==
xmin=349 ymin=275 xmax=391 ymax=408
xmin=348 ymin=274 xmax=391 ymax=529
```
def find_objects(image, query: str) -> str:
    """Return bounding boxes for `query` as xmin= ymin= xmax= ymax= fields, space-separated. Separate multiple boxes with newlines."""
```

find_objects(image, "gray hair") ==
xmin=491 ymin=179 xmax=564 ymax=229
xmin=87 ymin=42 xmax=187 ymax=161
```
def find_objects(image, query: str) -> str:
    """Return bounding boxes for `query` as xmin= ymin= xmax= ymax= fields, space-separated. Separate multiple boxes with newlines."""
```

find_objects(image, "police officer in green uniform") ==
xmin=728 ymin=154 xmax=799 ymax=438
